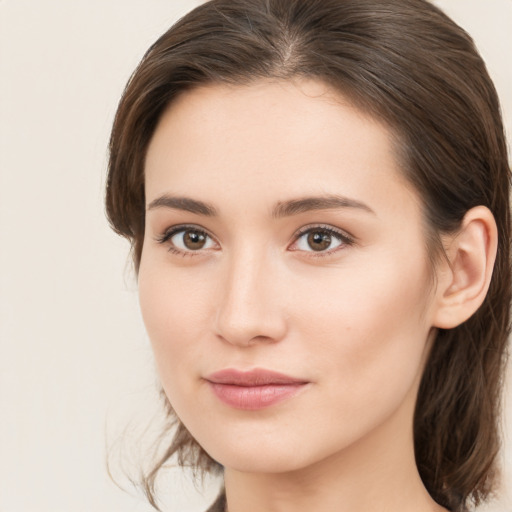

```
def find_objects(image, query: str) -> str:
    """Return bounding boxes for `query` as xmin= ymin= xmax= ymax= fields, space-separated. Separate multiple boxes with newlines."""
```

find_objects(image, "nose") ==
xmin=214 ymin=247 xmax=288 ymax=347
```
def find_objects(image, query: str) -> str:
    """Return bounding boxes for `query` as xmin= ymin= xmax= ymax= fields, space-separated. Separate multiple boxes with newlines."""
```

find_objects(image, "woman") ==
xmin=106 ymin=0 xmax=511 ymax=511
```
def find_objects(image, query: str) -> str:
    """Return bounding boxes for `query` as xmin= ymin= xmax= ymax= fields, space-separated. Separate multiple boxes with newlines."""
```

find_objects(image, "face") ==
xmin=139 ymin=79 xmax=440 ymax=474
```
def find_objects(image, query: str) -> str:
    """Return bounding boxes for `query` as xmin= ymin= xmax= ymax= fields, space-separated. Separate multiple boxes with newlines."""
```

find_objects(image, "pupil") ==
xmin=184 ymin=230 xmax=206 ymax=249
xmin=308 ymin=231 xmax=331 ymax=251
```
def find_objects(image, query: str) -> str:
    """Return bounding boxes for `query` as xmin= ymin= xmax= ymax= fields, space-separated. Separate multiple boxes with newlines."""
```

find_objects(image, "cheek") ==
xmin=137 ymin=260 xmax=212 ymax=390
xmin=294 ymin=250 xmax=433 ymax=408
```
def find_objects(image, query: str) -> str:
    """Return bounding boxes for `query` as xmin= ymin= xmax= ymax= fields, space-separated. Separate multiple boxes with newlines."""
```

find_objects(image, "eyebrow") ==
xmin=271 ymin=194 xmax=375 ymax=218
xmin=147 ymin=193 xmax=375 ymax=217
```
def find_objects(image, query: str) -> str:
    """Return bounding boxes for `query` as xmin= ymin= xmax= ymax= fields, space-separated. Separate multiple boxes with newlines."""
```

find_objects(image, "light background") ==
xmin=0 ymin=1 xmax=511 ymax=511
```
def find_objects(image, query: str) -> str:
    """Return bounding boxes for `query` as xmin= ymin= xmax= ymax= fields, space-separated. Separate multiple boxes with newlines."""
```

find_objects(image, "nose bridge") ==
xmin=214 ymin=242 xmax=287 ymax=346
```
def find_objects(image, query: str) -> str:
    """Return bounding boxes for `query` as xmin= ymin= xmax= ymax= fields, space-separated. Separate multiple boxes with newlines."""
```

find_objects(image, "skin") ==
xmin=139 ymin=79 xmax=459 ymax=512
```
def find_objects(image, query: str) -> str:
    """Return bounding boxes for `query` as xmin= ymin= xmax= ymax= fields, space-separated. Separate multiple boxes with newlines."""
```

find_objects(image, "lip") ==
xmin=204 ymin=369 xmax=309 ymax=410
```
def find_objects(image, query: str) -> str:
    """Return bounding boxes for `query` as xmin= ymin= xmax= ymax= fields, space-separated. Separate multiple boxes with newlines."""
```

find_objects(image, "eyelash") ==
xmin=155 ymin=224 xmax=355 ymax=258
xmin=291 ymin=224 xmax=355 ymax=258
xmin=155 ymin=224 xmax=215 ymax=258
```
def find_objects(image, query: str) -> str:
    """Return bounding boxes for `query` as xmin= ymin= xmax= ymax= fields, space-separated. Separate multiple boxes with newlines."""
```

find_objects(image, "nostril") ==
xmin=214 ymin=303 xmax=287 ymax=347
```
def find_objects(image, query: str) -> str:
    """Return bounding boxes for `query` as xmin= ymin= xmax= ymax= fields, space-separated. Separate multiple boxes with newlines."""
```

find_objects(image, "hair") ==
xmin=105 ymin=0 xmax=511 ymax=510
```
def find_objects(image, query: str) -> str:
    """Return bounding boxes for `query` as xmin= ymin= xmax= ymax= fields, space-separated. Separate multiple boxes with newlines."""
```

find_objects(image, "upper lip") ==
xmin=205 ymin=368 xmax=308 ymax=386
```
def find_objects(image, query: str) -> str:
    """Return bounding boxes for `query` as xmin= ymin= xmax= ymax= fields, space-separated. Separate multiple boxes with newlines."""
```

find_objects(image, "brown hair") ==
xmin=106 ymin=1 xmax=511 ymax=510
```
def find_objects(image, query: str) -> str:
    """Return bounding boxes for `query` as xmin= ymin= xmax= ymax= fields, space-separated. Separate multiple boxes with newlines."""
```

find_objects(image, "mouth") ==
xmin=204 ymin=368 xmax=310 ymax=410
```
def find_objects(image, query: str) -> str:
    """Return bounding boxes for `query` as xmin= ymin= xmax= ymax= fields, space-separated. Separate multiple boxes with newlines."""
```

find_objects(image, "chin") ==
xmin=210 ymin=445 xmax=312 ymax=474
xmin=194 ymin=427 xmax=333 ymax=475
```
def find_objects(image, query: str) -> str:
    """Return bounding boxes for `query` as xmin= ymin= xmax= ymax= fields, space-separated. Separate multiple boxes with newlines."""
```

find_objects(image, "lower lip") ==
xmin=207 ymin=382 xmax=307 ymax=410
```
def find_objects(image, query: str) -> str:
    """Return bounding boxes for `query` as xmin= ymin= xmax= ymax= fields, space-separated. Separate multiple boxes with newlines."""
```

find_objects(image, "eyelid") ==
xmin=155 ymin=224 xmax=219 ymax=255
xmin=155 ymin=223 xmax=355 ymax=257
xmin=288 ymin=224 xmax=355 ymax=255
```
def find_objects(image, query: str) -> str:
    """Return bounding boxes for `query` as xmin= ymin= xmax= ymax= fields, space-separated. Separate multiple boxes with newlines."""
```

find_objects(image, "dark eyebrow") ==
xmin=271 ymin=195 xmax=375 ymax=218
xmin=146 ymin=193 xmax=374 ymax=218
xmin=147 ymin=195 xmax=218 ymax=216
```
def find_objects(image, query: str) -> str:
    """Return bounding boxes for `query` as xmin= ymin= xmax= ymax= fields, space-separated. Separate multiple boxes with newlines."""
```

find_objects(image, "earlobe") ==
xmin=433 ymin=206 xmax=498 ymax=329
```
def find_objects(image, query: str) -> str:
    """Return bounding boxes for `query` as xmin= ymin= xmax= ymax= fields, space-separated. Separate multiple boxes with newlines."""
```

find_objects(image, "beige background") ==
xmin=0 ymin=1 xmax=510 ymax=511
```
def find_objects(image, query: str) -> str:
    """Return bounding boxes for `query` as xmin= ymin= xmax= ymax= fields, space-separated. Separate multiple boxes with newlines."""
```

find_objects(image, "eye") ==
xmin=156 ymin=225 xmax=217 ymax=255
xmin=290 ymin=226 xmax=353 ymax=254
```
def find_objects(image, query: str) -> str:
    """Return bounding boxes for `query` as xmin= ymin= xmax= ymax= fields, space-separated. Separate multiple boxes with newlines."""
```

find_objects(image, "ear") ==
xmin=433 ymin=206 xmax=498 ymax=329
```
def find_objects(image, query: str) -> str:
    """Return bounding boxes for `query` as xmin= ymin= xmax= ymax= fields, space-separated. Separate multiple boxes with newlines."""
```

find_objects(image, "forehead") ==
xmin=144 ymin=79 xmax=418 ymax=218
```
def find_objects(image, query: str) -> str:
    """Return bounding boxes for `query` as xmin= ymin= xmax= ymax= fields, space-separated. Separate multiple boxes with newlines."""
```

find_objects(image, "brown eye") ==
xmin=183 ymin=230 xmax=207 ymax=250
xmin=307 ymin=231 xmax=332 ymax=251
xmin=165 ymin=227 xmax=216 ymax=252
xmin=291 ymin=226 xmax=348 ymax=254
